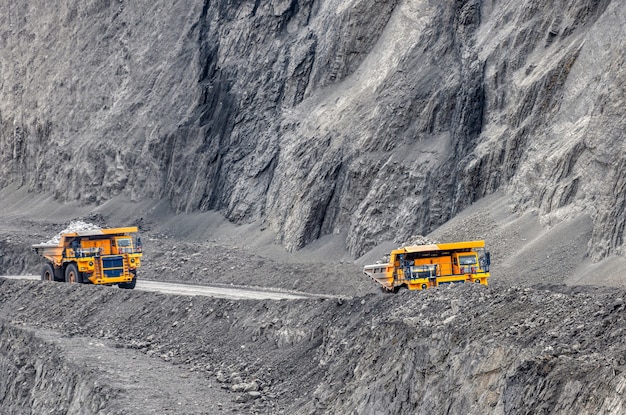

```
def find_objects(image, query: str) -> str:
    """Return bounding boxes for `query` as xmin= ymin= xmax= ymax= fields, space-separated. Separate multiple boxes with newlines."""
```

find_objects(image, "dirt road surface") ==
xmin=1 ymin=275 xmax=334 ymax=300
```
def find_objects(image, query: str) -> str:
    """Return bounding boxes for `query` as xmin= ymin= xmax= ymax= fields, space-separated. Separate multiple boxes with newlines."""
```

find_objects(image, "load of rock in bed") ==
xmin=0 ymin=278 xmax=625 ymax=414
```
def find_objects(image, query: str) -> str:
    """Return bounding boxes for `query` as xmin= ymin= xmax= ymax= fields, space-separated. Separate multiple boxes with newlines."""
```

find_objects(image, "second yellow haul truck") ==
xmin=363 ymin=240 xmax=490 ymax=292
xmin=33 ymin=226 xmax=142 ymax=289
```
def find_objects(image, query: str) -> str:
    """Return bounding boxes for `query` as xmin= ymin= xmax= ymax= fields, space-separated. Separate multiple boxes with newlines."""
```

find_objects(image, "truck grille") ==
xmin=102 ymin=255 xmax=124 ymax=278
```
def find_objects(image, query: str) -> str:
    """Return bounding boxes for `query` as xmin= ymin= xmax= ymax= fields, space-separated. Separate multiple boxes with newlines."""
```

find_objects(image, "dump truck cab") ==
xmin=453 ymin=251 xmax=478 ymax=274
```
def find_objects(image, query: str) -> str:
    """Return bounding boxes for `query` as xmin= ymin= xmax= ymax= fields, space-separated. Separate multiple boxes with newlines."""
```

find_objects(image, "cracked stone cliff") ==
xmin=1 ymin=0 xmax=624 ymax=260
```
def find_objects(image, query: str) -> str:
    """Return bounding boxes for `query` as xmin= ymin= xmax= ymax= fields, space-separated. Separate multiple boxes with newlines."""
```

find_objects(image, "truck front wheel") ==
xmin=65 ymin=264 xmax=81 ymax=284
xmin=41 ymin=263 xmax=55 ymax=281
xmin=119 ymin=272 xmax=137 ymax=289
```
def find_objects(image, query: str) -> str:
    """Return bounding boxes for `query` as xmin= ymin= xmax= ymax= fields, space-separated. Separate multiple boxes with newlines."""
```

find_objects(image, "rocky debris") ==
xmin=230 ymin=381 xmax=259 ymax=393
xmin=0 ymin=219 xmax=47 ymax=275
xmin=138 ymin=236 xmax=375 ymax=297
xmin=39 ymin=221 xmax=101 ymax=246
xmin=0 ymin=321 xmax=237 ymax=414
xmin=369 ymin=235 xmax=440 ymax=264
xmin=393 ymin=235 xmax=439 ymax=248
xmin=0 ymin=322 xmax=123 ymax=415
xmin=1 ymin=278 xmax=626 ymax=414
xmin=1 ymin=3 xmax=625 ymax=412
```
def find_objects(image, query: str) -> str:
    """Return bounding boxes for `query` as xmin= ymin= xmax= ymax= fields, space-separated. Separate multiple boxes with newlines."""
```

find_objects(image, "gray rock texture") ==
xmin=0 ymin=323 xmax=120 ymax=414
xmin=1 ymin=0 xmax=625 ymax=258
xmin=2 ymin=278 xmax=626 ymax=414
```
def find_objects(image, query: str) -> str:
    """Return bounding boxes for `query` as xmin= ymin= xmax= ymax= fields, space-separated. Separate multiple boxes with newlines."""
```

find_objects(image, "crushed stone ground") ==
xmin=2 ymin=278 xmax=626 ymax=414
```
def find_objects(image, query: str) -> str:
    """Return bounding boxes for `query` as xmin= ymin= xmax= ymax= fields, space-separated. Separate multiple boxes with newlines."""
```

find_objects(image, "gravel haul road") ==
xmin=1 ymin=275 xmax=333 ymax=300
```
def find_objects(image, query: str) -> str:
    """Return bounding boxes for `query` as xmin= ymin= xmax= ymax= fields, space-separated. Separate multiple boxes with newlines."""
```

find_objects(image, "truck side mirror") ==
xmin=485 ymin=251 xmax=491 ymax=266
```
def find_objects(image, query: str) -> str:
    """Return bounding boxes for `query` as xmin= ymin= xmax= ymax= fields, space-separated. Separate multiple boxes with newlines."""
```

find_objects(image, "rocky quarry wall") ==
xmin=1 ymin=0 xmax=625 ymax=259
xmin=0 ymin=322 xmax=121 ymax=414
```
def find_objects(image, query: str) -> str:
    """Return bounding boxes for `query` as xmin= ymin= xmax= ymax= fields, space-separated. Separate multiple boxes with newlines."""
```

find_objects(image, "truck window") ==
xmin=459 ymin=255 xmax=477 ymax=265
xmin=116 ymin=238 xmax=133 ymax=253
xmin=117 ymin=238 xmax=131 ymax=247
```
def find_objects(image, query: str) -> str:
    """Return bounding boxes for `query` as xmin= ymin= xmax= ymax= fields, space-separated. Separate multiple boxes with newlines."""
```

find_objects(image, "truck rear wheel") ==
xmin=65 ymin=264 xmax=81 ymax=284
xmin=41 ymin=263 xmax=55 ymax=281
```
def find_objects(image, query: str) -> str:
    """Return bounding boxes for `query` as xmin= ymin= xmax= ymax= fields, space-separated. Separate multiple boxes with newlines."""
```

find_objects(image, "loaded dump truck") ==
xmin=363 ymin=240 xmax=490 ymax=292
xmin=32 ymin=226 xmax=142 ymax=289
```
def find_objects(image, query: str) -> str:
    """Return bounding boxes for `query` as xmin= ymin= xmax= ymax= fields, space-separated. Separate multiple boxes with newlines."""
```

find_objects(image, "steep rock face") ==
xmin=0 ymin=0 xmax=624 ymax=258
xmin=301 ymin=285 xmax=626 ymax=414
xmin=0 ymin=323 xmax=120 ymax=414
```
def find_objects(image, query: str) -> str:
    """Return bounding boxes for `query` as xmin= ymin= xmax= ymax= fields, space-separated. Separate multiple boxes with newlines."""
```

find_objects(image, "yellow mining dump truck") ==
xmin=33 ymin=227 xmax=142 ymax=289
xmin=363 ymin=240 xmax=490 ymax=292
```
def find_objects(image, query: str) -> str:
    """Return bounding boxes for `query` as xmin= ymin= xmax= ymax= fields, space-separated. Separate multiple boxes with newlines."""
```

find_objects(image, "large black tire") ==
xmin=64 ymin=263 xmax=81 ymax=284
xmin=53 ymin=266 xmax=64 ymax=282
xmin=41 ymin=263 xmax=55 ymax=281
xmin=119 ymin=271 xmax=137 ymax=289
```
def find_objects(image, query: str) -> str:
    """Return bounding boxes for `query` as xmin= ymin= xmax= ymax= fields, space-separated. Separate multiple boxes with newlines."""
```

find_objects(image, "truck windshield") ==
xmin=459 ymin=255 xmax=477 ymax=265
xmin=117 ymin=238 xmax=133 ymax=250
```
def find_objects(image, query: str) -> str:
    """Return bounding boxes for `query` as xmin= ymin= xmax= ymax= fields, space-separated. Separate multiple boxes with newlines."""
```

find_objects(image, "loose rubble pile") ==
xmin=370 ymin=235 xmax=439 ymax=264
xmin=39 ymin=221 xmax=101 ymax=246
xmin=394 ymin=235 xmax=439 ymax=247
